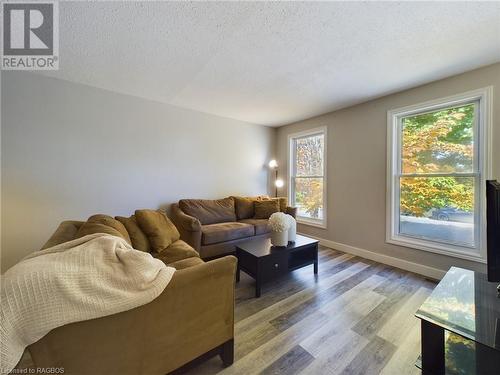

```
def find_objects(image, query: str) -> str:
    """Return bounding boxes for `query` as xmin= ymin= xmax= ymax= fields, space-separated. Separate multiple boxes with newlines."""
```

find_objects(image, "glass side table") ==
xmin=415 ymin=267 xmax=500 ymax=374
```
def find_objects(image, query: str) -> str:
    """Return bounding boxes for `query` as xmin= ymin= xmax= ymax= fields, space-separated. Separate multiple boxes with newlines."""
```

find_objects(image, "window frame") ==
xmin=386 ymin=87 xmax=492 ymax=263
xmin=288 ymin=127 xmax=327 ymax=229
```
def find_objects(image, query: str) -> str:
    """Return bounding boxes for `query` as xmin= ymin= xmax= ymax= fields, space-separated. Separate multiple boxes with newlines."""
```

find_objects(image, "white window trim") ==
xmin=288 ymin=126 xmax=327 ymax=229
xmin=386 ymin=87 xmax=493 ymax=263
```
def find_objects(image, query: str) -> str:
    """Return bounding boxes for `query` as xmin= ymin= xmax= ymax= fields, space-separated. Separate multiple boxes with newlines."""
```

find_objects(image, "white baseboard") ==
xmin=300 ymin=233 xmax=446 ymax=280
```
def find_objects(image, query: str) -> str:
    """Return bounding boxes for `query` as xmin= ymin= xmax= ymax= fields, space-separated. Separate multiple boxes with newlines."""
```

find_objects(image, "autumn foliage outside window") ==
xmin=400 ymin=103 xmax=475 ymax=216
xmin=397 ymin=102 xmax=478 ymax=247
xmin=290 ymin=130 xmax=326 ymax=225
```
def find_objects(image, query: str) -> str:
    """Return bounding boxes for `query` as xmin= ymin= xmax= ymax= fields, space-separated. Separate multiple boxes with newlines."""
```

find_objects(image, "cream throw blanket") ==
xmin=0 ymin=233 xmax=175 ymax=373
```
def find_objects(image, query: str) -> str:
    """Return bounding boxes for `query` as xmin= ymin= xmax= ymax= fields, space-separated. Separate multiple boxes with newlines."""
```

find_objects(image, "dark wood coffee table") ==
xmin=236 ymin=234 xmax=319 ymax=297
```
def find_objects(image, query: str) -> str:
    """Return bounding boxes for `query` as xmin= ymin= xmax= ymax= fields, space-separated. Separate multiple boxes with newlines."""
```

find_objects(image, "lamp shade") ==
xmin=268 ymin=159 xmax=278 ymax=169
xmin=275 ymin=179 xmax=284 ymax=188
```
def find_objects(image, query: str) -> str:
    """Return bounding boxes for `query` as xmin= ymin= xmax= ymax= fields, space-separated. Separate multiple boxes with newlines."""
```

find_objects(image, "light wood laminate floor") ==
xmin=184 ymin=245 xmax=436 ymax=375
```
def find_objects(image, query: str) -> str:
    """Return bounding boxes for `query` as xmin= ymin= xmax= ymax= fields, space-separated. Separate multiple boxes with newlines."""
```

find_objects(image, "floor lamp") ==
xmin=269 ymin=160 xmax=284 ymax=197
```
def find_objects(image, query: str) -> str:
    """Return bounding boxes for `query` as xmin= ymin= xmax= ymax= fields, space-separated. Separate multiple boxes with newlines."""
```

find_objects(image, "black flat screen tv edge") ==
xmin=486 ymin=180 xmax=500 ymax=285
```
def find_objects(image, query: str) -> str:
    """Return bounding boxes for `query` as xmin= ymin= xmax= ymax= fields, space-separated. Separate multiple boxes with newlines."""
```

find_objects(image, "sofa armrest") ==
xmin=28 ymin=256 xmax=237 ymax=375
xmin=170 ymin=203 xmax=202 ymax=250
xmin=171 ymin=204 xmax=201 ymax=231
xmin=285 ymin=206 xmax=297 ymax=218
xmin=148 ymin=256 xmax=237 ymax=363
xmin=41 ymin=220 xmax=85 ymax=250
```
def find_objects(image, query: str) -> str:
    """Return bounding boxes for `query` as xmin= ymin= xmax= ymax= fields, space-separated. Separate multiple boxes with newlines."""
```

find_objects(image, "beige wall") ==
xmin=3 ymin=64 xmax=498 ymax=275
xmin=1 ymin=72 xmax=274 ymax=273
xmin=276 ymin=63 xmax=500 ymax=275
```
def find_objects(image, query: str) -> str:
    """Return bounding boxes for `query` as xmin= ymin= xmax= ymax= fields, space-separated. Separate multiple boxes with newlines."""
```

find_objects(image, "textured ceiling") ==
xmin=39 ymin=1 xmax=500 ymax=126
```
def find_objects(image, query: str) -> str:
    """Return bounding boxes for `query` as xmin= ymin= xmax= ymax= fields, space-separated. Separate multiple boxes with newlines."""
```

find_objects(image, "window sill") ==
xmin=386 ymin=235 xmax=486 ymax=264
xmin=296 ymin=218 xmax=327 ymax=229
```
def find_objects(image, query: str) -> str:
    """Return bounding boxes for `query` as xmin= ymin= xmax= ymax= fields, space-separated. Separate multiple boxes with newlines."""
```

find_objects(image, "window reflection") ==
xmin=418 ymin=268 xmax=476 ymax=336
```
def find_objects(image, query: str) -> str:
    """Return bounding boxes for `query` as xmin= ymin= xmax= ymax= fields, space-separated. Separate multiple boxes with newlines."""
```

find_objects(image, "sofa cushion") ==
xmin=232 ymin=196 xmax=256 ymax=220
xmin=115 ymin=215 xmax=151 ymax=252
xmin=76 ymin=214 xmax=131 ymax=244
xmin=135 ymin=209 xmax=180 ymax=253
xmin=272 ymin=197 xmax=288 ymax=212
xmin=238 ymin=219 xmax=271 ymax=235
xmin=167 ymin=256 xmax=204 ymax=270
xmin=286 ymin=206 xmax=297 ymax=218
xmin=232 ymin=196 xmax=280 ymax=219
xmin=201 ymin=222 xmax=254 ymax=245
xmin=152 ymin=239 xmax=199 ymax=264
xmin=254 ymin=200 xmax=280 ymax=219
xmin=179 ymin=197 xmax=236 ymax=225
xmin=258 ymin=196 xmax=288 ymax=211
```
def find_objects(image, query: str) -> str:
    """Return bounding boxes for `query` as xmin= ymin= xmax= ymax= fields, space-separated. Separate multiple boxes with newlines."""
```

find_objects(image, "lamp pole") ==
xmin=275 ymin=169 xmax=278 ymax=197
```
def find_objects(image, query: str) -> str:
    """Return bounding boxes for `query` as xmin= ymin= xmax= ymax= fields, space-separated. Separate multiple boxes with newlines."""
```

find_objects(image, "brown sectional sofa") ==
xmin=171 ymin=196 xmax=296 ymax=259
xmin=27 ymin=212 xmax=236 ymax=375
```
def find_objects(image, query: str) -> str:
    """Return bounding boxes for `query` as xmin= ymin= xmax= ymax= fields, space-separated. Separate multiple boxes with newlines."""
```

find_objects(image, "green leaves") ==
xmin=400 ymin=177 xmax=473 ymax=216
xmin=400 ymin=104 xmax=475 ymax=216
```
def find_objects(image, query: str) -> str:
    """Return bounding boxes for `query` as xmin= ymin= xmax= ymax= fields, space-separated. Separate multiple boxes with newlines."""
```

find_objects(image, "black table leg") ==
xmin=314 ymin=244 xmax=318 ymax=274
xmin=421 ymin=320 xmax=445 ymax=374
xmin=476 ymin=341 xmax=500 ymax=374
xmin=235 ymin=249 xmax=240 ymax=282
xmin=255 ymin=282 xmax=261 ymax=298
xmin=255 ymin=266 xmax=262 ymax=298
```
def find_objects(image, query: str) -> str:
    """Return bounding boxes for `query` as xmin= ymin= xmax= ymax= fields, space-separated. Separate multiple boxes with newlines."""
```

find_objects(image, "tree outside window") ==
xmin=387 ymin=86 xmax=493 ymax=262
xmin=399 ymin=103 xmax=477 ymax=247
xmin=290 ymin=130 xmax=326 ymax=226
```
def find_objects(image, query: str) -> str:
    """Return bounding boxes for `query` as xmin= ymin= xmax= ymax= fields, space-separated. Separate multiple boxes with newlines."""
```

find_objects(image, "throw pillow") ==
xmin=272 ymin=197 xmax=288 ymax=212
xmin=76 ymin=214 xmax=131 ymax=244
xmin=115 ymin=215 xmax=151 ymax=252
xmin=232 ymin=196 xmax=257 ymax=220
xmin=135 ymin=209 xmax=180 ymax=253
xmin=254 ymin=200 xmax=280 ymax=219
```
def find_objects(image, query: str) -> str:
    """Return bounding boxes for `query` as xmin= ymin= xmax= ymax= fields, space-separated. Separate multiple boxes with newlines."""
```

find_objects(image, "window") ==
xmin=387 ymin=88 xmax=492 ymax=261
xmin=289 ymin=128 xmax=327 ymax=228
